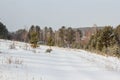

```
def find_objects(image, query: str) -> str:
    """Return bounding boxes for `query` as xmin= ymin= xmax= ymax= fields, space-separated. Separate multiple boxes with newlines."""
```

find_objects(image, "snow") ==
xmin=0 ymin=39 xmax=120 ymax=80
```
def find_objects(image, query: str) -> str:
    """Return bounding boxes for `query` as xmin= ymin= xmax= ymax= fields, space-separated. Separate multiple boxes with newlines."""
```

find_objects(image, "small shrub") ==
xmin=8 ymin=58 xmax=12 ymax=64
xmin=15 ymin=58 xmax=23 ymax=64
xmin=32 ymin=49 xmax=37 ymax=53
xmin=31 ymin=44 xmax=39 ymax=48
xmin=23 ymin=43 xmax=28 ymax=50
xmin=9 ymin=43 xmax=15 ymax=49
xmin=6 ymin=57 xmax=23 ymax=64
xmin=46 ymin=48 xmax=52 ymax=53
xmin=6 ymin=57 xmax=12 ymax=64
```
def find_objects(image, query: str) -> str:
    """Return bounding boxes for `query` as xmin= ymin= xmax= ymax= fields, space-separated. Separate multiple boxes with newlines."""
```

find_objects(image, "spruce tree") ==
xmin=28 ymin=25 xmax=39 ymax=48
xmin=30 ymin=31 xmax=39 ymax=48
xmin=65 ymin=27 xmax=75 ymax=47
xmin=100 ymin=26 xmax=114 ymax=48
xmin=0 ymin=22 xmax=8 ymax=39
xmin=47 ymin=27 xmax=54 ymax=47
xmin=115 ymin=25 xmax=120 ymax=47
xmin=59 ymin=26 xmax=66 ymax=47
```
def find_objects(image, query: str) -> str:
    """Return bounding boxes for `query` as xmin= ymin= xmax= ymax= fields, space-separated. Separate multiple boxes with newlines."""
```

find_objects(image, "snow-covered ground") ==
xmin=0 ymin=39 xmax=120 ymax=80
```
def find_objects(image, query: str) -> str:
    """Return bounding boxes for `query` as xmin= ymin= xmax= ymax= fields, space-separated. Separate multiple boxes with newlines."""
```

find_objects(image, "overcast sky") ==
xmin=0 ymin=0 xmax=120 ymax=31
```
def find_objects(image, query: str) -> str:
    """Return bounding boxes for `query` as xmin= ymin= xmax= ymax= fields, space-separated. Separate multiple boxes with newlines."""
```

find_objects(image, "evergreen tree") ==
xmin=76 ymin=29 xmax=83 ymax=48
xmin=66 ymin=27 xmax=75 ymax=47
xmin=94 ymin=30 xmax=103 ymax=51
xmin=59 ymin=26 xmax=66 ymax=47
xmin=88 ymin=35 xmax=96 ymax=50
xmin=77 ymin=29 xmax=82 ymax=40
xmin=30 ymin=31 xmax=39 ymax=48
xmin=88 ymin=26 xmax=115 ymax=53
xmin=0 ymin=22 xmax=8 ymax=39
xmin=28 ymin=25 xmax=35 ymax=40
xmin=36 ymin=26 xmax=41 ymax=41
xmin=47 ymin=27 xmax=54 ymax=46
xmin=100 ymin=26 xmax=114 ymax=48
xmin=47 ymin=36 xmax=54 ymax=47
xmin=43 ymin=27 xmax=48 ymax=44
xmin=28 ymin=25 xmax=39 ymax=48
xmin=115 ymin=25 xmax=120 ymax=47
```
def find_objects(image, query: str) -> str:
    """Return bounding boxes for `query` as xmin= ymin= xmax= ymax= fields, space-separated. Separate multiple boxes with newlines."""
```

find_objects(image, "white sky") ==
xmin=0 ymin=0 xmax=120 ymax=31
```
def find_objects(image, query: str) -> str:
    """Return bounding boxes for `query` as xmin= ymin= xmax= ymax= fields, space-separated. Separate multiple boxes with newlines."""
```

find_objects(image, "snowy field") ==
xmin=0 ymin=39 xmax=120 ymax=80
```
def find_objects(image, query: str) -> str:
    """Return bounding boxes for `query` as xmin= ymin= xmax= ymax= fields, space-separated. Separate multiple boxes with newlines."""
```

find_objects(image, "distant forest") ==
xmin=0 ymin=21 xmax=120 ymax=57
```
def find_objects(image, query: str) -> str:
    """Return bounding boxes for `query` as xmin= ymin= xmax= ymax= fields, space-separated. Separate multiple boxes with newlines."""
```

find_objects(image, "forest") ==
xmin=0 ymin=21 xmax=120 ymax=57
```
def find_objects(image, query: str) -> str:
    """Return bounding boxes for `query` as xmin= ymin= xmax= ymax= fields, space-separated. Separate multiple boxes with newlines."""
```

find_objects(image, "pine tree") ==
xmin=47 ymin=37 xmax=54 ymax=47
xmin=0 ymin=22 xmax=8 ymax=39
xmin=94 ymin=30 xmax=103 ymax=51
xmin=43 ymin=27 xmax=48 ymax=44
xmin=100 ymin=26 xmax=114 ymax=48
xmin=65 ymin=27 xmax=75 ymax=47
xmin=30 ymin=31 xmax=39 ymax=48
xmin=36 ymin=26 xmax=41 ymax=41
xmin=47 ymin=27 xmax=54 ymax=47
xmin=115 ymin=25 xmax=120 ymax=47
xmin=28 ymin=25 xmax=39 ymax=48
xmin=77 ymin=29 xmax=82 ymax=40
xmin=75 ymin=29 xmax=83 ymax=48
xmin=59 ymin=26 xmax=66 ymax=47
xmin=89 ymin=35 xmax=96 ymax=50
xmin=28 ymin=25 xmax=35 ymax=40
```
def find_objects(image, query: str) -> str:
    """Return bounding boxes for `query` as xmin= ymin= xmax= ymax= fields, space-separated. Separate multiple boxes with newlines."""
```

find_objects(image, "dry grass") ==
xmin=6 ymin=56 xmax=23 ymax=65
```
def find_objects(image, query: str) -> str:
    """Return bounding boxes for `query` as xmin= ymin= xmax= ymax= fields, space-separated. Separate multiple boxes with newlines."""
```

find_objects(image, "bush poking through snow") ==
xmin=6 ymin=57 xmax=23 ymax=64
xmin=46 ymin=48 xmax=52 ymax=53
xmin=6 ymin=57 xmax=12 ymax=64
xmin=9 ymin=43 xmax=16 ymax=49
xmin=24 ymin=43 xmax=29 ymax=50
xmin=14 ymin=58 xmax=23 ymax=64
xmin=32 ymin=49 xmax=37 ymax=53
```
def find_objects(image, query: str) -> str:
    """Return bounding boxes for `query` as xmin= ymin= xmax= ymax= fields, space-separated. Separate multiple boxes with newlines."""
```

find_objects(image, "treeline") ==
xmin=0 ymin=21 xmax=120 ymax=57
xmin=87 ymin=25 xmax=120 ymax=57
xmin=0 ymin=22 xmax=83 ymax=48
xmin=27 ymin=26 xmax=83 ymax=48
